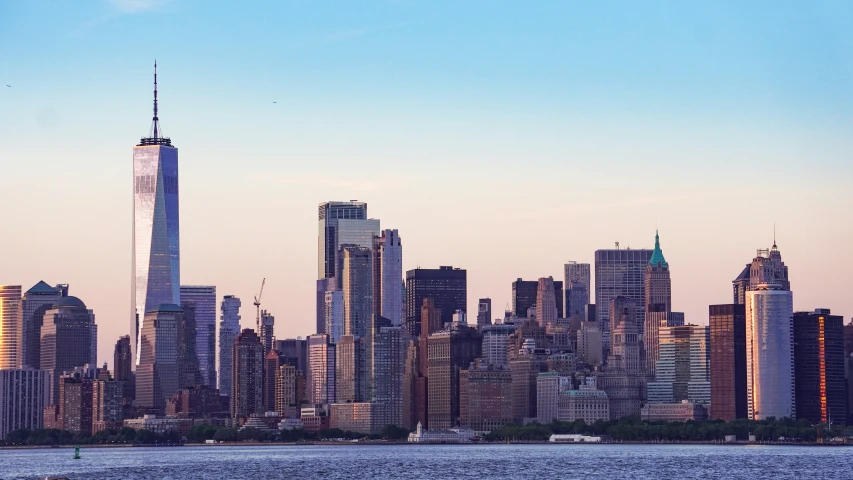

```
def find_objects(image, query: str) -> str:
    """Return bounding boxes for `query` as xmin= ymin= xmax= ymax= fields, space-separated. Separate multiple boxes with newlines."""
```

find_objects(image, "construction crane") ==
xmin=254 ymin=278 xmax=265 ymax=331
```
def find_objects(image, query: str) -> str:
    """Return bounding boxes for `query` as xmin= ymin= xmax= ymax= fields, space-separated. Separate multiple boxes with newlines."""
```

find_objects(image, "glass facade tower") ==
xmin=131 ymin=64 xmax=180 ymax=366
xmin=180 ymin=286 xmax=216 ymax=387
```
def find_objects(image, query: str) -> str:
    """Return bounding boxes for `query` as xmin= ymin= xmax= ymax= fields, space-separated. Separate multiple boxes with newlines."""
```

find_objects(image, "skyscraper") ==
xmin=316 ymin=278 xmax=332 ymax=335
xmin=644 ymin=231 xmax=672 ymax=377
xmin=176 ymin=302 xmax=202 ymax=389
xmin=512 ymin=278 xmax=563 ymax=319
xmin=341 ymin=246 xmax=373 ymax=338
xmin=646 ymin=324 xmax=710 ymax=405
xmin=745 ymin=284 xmax=794 ymax=420
xmin=564 ymin=261 xmax=590 ymax=316
xmin=0 ymin=286 xmax=23 ymax=370
xmin=733 ymin=240 xmax=790 ymax=304
xmin=40 ymin=296 xmax=97 ymax=404
xmin=793 ymin=309 xmax=846 ymax=424
xmin=371 ymin=325 xmax=410 ymax=428
xmin=324 ymin=291 xmax=344 ymax=343
xmin=335 ymin=335 xmax=365 ymax=403
xmin=307 ymin=334 xmax=336 ymax=404
xmin=709 ymin=304 xmax=747 ymax=421
xmin=232 ymin=329 xmax=264 ymax=419
xmin=427 ymin=325 xmax=482 ymax=430
xmin=318 ymin=200 xmax=375 ymax=279
xmin=595 ymin=247 xmax=653 ymax=355
xmin=476 ymin=298 xmax=492 ymax=327
xmin=218 ymin=295 xmax=241 ymax=396
xmin=180 ymin=285 xmax=216 ymax=387
xmin=374 ymin=229 xmax=403 ymax=326
xmin=405 ymin=267 xmax=467 ymax=337
xmin=132 ymin=62 xmax=180 ymax=366
xmin=535 ymin=277 xmax=559 ymax=327
xmin=259 ymin=310 xmax=275 ymax=353
xmin=21 ymin=281 xmax=64 ymax=369
xmin=564 ymin=281 xmax=588 ymax=320
xmin=113 ymin=335 xmax=133 ymax=404
xmin=0 ymin=369 xmax=52 ymax=440
xmin=135 ymin=304 xmax=181 ymax=411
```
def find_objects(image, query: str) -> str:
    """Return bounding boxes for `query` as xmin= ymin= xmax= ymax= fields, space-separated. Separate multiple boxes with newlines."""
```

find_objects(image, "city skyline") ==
xmin=2 ymin=1 xmax=853 ymax=367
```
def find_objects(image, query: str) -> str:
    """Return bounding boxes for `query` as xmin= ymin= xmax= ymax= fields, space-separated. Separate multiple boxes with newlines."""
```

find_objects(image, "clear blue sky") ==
xmin=1 ymin=0 xmax=852 ymax=366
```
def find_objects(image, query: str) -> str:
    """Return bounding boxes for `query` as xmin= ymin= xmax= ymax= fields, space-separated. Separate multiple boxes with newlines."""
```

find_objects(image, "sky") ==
xmin=1 ymin=0 xmax=852 ymax=368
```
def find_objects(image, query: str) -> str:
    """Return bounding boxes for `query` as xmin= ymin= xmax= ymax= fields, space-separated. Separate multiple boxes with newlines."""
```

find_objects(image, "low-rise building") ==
xmin=557 ymin=389 xmax=610 ymax=424
xmin=278 ymin=418 xmax=304 ymax=431
xmin=330 ymin=402 xmax=381 ymax=435
xmin=300 ymin=405 xmax=330 ymax=433
xmin=407 ymin=422 xmax=474 ymax=443
xmin=640 ymin=401 xmax=708 ymax=422
xmin=123 ymin=414 xmax=195 ymax=436
xmin=549 ymin=434 xmax=604 ymax=443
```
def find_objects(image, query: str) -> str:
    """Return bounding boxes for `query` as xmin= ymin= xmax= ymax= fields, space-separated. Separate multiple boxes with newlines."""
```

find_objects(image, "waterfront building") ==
xmin=710 ymin=304 xmax=747 ymax=420
xmin=459 ymin=362 xmax=513 ymax=433
xmin=373 ymin=229 xmax=403 ymax=326
xmin=132 ymin=64 xmax=180 ymax=365
xmin=370 ymin=325 xmax=410 ymax=428
xmin=564 ymin=261 xmax=591 ymax=314
xmin=549 ymin=434 xmax=603 ymax=443
xmin=40 ymin=296 xmax=97 ymax=404
xmin=21 ymin=281 xmax=64 ymax=369
xmin=595 ymin=248 xmax=653 ymax=355
xmin=231 ymin=329 xmax=264 ymax=419
xmin=536 ymin=372 xmax=572 ymax=424
xmin=644 ymin=231 xmax=672 ymax=376
xmin=406 ymin=267 xmax=467 ymax=337
xmin=92 ymin=377 xmax=125 ymax=431
xmin=341 ymin=246 xmax=373 ymax=338
xmin=0 ymin=285 xmax=23 ymax=369
xmin=264 ymin=350 xmax=281 ymax=413
xmin=165 ymin=385 xmax=224 ymax=418
xmin=535 ymin=277 xmax=559 ymax=327
xmin=427 ymin=325 xmax=482 ymax=430
xmin=56 ymin=374 xmax=94 ymax=435
xmin=513 ymin=278 xmax=563 ymax=319
xmin=407 ymin=422 xmax=474 ymax=443
xmin=275 ymin=364 xmax=300 ymax=417
xmin=0 ymin=369 xmax=51 ymax=440
xmin=307 ymin=334 xmax=336 ymax=404
xmin=179 ymin=285 xmax=216 ymax=387
xmin=330 ymin=402 xmax=382 ymax=434
xmin=647 ymin=324 xmax=709 ymax=405
xmin=218 ymin=295 xmax=241 ymax=396
xmin=745 ymin=284 xmax=795 ymax=420
xmin=317 ymin=200 xmax=374 ymax=280
xmin=123 ymin=414 xmax=193 ymax=436
xmin=299 ymin=406 xmax=330 ymax=432
xmin=793 ymin=309 xmax=846 ymax=424
xmin=687 ymin=325 xmax=711 ymax=405
xmin=733 ymin=241 xmax=790 ymax=305
xmin=510 ymin=339 xmax=549 ymax=422
xmin=845 ymin=320 xmax=853 ymax=424
xmin=476 ymin=298 xmax=492 ymax=327
xmin=558 ymin=388 xmax=610 ymax=424
xmin=640 ymin=401 xmax=708 ymax=422
xmin=135 ymin=304 xmax=181 ymax=411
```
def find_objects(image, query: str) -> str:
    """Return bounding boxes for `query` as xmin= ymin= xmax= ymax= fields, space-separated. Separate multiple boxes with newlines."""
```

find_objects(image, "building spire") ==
xmin=153 ymin=60 xmax=159 ymax=138
xmin=773 ymin=223 xmax=777 ymax=249
xmin=649 ymin=229 xmax=668 ymax=268
xmin=138 ymin=60 xmax=172 ymax=147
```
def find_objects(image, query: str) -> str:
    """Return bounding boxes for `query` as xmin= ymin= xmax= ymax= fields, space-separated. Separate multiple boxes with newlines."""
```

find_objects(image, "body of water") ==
xmin=0 ymin=444 xmax=851 ymax=479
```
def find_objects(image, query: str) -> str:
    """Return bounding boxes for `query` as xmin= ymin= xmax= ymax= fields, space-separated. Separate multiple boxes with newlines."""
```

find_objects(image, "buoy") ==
xmin=73 ymin=446 xmax=80 ymax=460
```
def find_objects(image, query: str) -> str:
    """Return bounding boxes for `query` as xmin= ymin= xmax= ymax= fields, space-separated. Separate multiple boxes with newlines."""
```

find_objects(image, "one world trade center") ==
xmin=131 ymin=61 xmax=180 ymax=365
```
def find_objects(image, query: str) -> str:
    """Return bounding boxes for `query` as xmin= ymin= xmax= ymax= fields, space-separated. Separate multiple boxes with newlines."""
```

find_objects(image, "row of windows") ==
xmin=134 ymin=175 xmax=179 ymax=195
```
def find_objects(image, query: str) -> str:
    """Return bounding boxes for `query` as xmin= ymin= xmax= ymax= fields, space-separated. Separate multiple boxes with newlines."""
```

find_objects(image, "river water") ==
xmin=0 ymin=444 xmax=851 ymax=479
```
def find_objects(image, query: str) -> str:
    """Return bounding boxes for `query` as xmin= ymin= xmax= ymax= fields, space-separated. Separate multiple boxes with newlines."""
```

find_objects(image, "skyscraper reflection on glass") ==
xmin=131 ymin=62 xmax=180 ymax=365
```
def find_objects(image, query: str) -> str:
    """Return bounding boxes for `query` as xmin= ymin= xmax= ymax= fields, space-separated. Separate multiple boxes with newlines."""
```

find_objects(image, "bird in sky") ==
xmin=4 ymin=85 xmax=9 ymax=87
xmin=272 ymin=101 xmax=277 ymax=104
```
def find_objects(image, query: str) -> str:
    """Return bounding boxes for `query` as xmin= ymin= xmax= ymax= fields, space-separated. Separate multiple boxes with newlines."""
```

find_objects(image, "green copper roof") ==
xmin=649 ymin=230 xmax=668 ymax=268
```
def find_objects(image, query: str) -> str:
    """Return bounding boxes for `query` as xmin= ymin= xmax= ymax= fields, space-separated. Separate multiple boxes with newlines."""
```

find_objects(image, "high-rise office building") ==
xmin=476 ymin=298 xmax=492 ymax=327
xmin=0 ymin=369 xmax=52 ymax=440
xmin=307 ymin=334 xmax=336 ymax=404
xmin=510 ymin=340 xmax=550 ymax=422
xmin=232 ymin=329 xmax=264 ymax=419
xmin=595 ymin=248 xmax=653 ymax=355
xmin=0 ymin=286 xmax=23 ymax=370
xmin=564 ymin=281 xmax=588 ymax=320
xmin=405 ymin=267 xmax=467 ymax=337
xmin=598 ymin=297 xmax=644 ymax=420
xmin=22 ymin=281 xmax=64 ymax=369
xmin=646 ymin=324 xmax=710 ymax=405
xmin=92 ymin=377 xmax=125 ymax=431
xmin=218 ymin=295 xmax=241 ymax=396
xmin=535 ymin=277 xmax=559 ymax=327
xmin=564 ymin=261 xmax=591 ymax=311
xmin=316 ymin=278 xmax=332 ymax=335
xmin=374 ymin=229 xmax=403 ymax=326
xmin=318 ymin=200 xmax=377 ymax=279
xmin=370 ymin=325 xmax=410 ymax=428
xmin=180 ymin=286 xmax=216 ymax=387
xmin=176 ymin=302 xmax=202 ymax=389
xmin=113 ymin=336 xmax=133 ymax=404
xmin=459 ymin=361 xmax=513 ymax=433
xmin=709 ymin=304 xmax=747 ymax=421
xmin=793 ymin=309 xmax=846 ymax=424
xmin=745 ymin=284 xmax=794 ymax=420
xmin=644 ymin=231 xmax=672 ymax=377
xmin=733 ymin=241 xmax=790 ymax=304
xmin=323 ymin=291 xmax=344 ymax=343
xmin=55 ymin=375 xmax=94 ymax=435
xmin=40 ymin=296 xmax=97 ymax=404
xmin=427 ymin=325 xmax=482 ymax=430
xmin=335 ymin=335 xmax=365 ymax=403
xmin=132 ymin=63 xmax=180 ymax=366
xmin=264 ymin=350 xmax=281 ymax=414
xmin=275 ymin=363 xmax=301 ymax=416
xmin=512 ymin=278 xmax=563 ymax=319
xmin=481 ymin=323 xmax=516 ymax=367
xmin=135 ymin=304 xmax=181 ymax=411
xmin=341 ymin=246 xmax=373 ymax=338
xmin=259 ymin=310 xmax=275 ymax=353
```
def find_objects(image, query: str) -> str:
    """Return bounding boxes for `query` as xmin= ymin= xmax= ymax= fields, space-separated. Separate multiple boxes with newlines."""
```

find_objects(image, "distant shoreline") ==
xmin=2 ymin=440 xmax=850 ymax=450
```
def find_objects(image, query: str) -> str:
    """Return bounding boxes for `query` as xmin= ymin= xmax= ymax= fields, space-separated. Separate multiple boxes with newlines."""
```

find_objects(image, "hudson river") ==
xmin=1 ymin=444 xmax=851 ymax=479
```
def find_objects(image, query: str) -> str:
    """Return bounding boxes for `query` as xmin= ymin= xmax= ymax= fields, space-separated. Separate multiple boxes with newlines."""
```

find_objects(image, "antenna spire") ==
xmin=152 ymin=60 xmax=159 ymax=138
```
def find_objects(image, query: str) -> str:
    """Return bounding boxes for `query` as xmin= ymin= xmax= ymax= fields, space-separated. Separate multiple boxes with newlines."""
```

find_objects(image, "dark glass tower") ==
xmin=511 ymin=279 xmax=563 ymax=319
xmin=709 ymin=304 xmax=747 ymax=420
xmin=405 ymin=266 xmax=467 ymax=337
xmin=793 ymin=309 xmax=846 ymax=424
